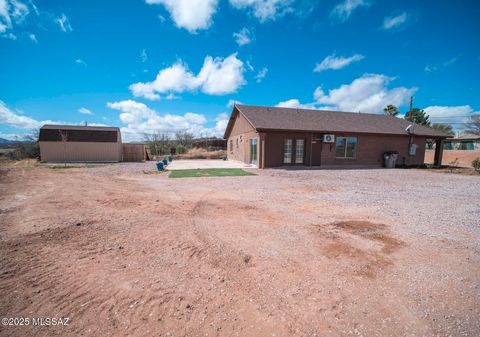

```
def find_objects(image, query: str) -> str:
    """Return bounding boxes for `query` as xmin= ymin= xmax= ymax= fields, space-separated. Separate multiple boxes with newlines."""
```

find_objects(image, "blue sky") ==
xmin=1 ymin=0 xmax=479 ymax=140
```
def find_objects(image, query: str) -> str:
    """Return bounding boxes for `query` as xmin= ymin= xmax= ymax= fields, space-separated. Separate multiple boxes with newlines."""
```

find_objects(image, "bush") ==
xmin=472 ymin=158 xmax=480 ymax=173
xmin=7 ymin=142 xmax=39 ymax=160
xmin=176 ymin=144 xmax=187 ymax=154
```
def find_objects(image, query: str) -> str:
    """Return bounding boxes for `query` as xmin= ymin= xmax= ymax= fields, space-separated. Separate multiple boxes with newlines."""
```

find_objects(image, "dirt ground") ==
xmin=425 ymin=149 xmax=480 ymax=167
xmin=0 ymin=162 xmax=479 ymax=337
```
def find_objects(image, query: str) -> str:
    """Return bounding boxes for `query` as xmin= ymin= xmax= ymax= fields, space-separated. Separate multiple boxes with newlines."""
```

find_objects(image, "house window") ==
xmin=284 ymin=139 xmax=292 ymax=164
xmin=295 ymin=139 xmax=305 ymax=164
xmin=335 ymin=137 xmax=357 ymax=158
xmin=230 ymin=139 xmax=233 ymax=152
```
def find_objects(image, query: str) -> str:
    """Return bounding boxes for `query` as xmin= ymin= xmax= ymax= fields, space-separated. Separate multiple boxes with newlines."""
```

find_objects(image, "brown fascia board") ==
xmin=255 ymin=128 xmax=449 ymax=138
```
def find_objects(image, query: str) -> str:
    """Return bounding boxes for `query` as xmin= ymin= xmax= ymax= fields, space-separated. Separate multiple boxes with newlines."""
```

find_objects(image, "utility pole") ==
xmin=409 ymin=96 xmax=413 ymax=119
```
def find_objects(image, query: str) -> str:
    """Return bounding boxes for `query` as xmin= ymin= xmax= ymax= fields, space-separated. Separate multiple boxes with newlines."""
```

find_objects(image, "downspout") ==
xmin=310 ymin=132 xmax=313 ymax=167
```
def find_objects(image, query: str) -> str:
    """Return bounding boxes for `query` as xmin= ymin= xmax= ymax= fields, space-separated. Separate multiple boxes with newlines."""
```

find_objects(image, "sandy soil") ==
xmin=425 ymin=149 xmax=480 ymax=167
xmin=0 ymin=163 xmax=479 ymax=337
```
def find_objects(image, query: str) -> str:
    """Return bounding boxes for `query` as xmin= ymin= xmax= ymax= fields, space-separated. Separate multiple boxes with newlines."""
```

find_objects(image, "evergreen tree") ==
xmin=383 ymin=105 xmax=400 ymax=116
xmin=405 ymin=108 xmax=431 ymax=126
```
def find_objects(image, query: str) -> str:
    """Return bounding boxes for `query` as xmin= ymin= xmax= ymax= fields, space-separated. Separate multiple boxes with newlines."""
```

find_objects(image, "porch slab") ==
xmin=167 ymin=159 xmax=256 ymax=170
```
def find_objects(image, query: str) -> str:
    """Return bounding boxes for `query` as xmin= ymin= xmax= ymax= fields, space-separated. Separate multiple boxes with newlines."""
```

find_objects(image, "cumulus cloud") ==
xmin=129 ymin=53 xmax=246 ymax=100
xmin=107 ymin=99 xmax=228 ymax=140
xmin=0 ymin=100 xmax=62 ymax=129
xmin=233 ymin=27 xmax=253 ymax=46
xmin=229 ymin=0 xmax=293 ymax=22
xmin=55 ymin=13 xmax=72 ymax=32
xmin=277 ymin=73 xmax=417 ymax=114
xmin=276 ymin=99 xmax=317 ymax=109
xmin=424 ymin=105 xmax=479 ymax=128
xmin=255 ymin=67 xmax=268 ymax=83
xmin=330 ymin=0 xmax=369 ymax=22
xmin=0 ymin=0 xmax=31 ymax=36
xmin=382 ymin=12 xmax=408 ymax=30
xmin=145 ymin=0 xmax=218 ymax=33
xmin=78 ymin=107 xmax=94 ymax=115
xmin=314 ymin=53 xmax=364 ymax=72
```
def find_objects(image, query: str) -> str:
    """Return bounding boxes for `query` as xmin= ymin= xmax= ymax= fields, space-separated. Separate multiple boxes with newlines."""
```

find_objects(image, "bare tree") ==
xmin=174 ymin=131 xmax=194 ymax=148
xmin=143 ymin=132 xmax=171 ymax=156
xmin=466 ymin=114 xmax=480 ymax=135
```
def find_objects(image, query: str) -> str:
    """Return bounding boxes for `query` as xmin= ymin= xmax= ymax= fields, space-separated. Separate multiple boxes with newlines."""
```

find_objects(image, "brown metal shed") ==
xmin=39 ymin=125 xmax=122 ymax=163
xmin=122 ymin=143 xmax=146 ymax=162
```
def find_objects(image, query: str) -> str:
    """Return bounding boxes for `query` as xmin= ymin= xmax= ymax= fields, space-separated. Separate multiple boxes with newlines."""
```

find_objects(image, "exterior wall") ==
xmin=122 ymin=144 xmax=146 ymax=162
xmin=262 ymin=131 xmax=428 ymax=168
xmin=40 ymin=141 xmax=122 ymax=162
xmin=227 ymin=112 xmax=259 ymax=165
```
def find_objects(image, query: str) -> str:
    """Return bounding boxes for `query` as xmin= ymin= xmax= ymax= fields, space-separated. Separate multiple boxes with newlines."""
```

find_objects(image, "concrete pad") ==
xmin=167 ymin=159 xmax=256 ymax=170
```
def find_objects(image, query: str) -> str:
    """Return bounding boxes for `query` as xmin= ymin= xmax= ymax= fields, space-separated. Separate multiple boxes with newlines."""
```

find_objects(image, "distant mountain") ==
xmin=0 ymin=138 xmax=14 ymax=144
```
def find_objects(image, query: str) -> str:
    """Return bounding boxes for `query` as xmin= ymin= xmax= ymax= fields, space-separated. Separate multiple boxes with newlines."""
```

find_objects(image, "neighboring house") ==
xmin=444 ymin=134 xmax=480 ymax=150
xmin=39 ymin=125 xmax=122 ymax=162
xmin=224 ymin=104 xmax=449 ymax=168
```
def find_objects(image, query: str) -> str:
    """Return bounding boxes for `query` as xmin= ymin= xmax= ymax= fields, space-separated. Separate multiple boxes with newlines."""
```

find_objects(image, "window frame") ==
xmin=295 ymin=139 xmax=305 ymax=164
xmin=283 ymin=138 xmax=293 ymax=164
xmin=335 ymin=136 xmax=357 ymax=159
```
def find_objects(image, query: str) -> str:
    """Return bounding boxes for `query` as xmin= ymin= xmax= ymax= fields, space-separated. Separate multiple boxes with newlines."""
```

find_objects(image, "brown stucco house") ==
xmin=224 ymin=104 xmax=449 ymax=169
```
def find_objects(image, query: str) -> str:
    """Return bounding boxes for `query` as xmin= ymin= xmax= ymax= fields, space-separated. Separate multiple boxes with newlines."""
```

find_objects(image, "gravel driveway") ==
xmin=0 ymin=165 xmax=479 ymax=337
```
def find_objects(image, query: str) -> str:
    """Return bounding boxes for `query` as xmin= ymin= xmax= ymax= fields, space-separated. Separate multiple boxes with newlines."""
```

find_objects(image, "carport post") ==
xmin=433 ymin=139 xmax=444 ymax=167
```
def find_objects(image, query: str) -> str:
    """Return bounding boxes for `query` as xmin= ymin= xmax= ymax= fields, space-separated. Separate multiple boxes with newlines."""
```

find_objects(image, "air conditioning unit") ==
xmin=323 ymin=134 xmax=335 ymax=143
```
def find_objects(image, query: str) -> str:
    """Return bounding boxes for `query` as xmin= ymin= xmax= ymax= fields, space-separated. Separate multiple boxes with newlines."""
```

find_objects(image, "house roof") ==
xmin=447 ymin=133 xmax=480 ymax=141
xmin=41 ymin=124 xmax=120 ymax=132
xmin=225 ymin=104 xmax=449 ymax=138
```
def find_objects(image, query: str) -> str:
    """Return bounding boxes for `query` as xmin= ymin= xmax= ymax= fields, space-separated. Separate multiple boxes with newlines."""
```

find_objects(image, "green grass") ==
xmin=169 ymin=168 xmax=256 ymax=178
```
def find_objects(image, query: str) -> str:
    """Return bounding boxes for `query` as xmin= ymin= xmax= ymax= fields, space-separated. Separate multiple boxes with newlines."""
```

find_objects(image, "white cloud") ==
xmin=145 ymin=0 xmax=218 ymax=33
xmin=233 ymin=27 xmax=253 ymax=46
xmin=314 ymin=74 xmax=416 ymax=113
xmin=140 ymin=49 xmax=147 ymax=63
xmin=28 ymin=32 xmax=36 ymax=42
xmin=383 ymin=12 xmax=407 ymax=30
xmin=78 ymin=107 xmax=94 ymax=115
xmin=75 ymin=58 xmax=87 ymax=66
xmin=314 ymin=53 xmax=364 ymax=72
xmin=255 ymin=67 xmax=268 ymax=83
xmin=55 ymin=13 xmax=72 ymax=32
xmin=424 ymin=105 xmax=478 ymax=128
xmin=0 ymin=100 xmax=65 ymax=129
xmin=0 ymin=100 xmax=42 ymax=129
xmin=330 ymin=0 xmax=369 ymax=22
xmin=277 ymin=73 xmax=416 ymax=114
xmin=107 ymin=99 xmax=227 ymax=140
xmin=276 ymin=99 xmax=317 ymax=109
xmin=129 ymin=53 xmax=245 ymax=100
xmin=227 ymin=99 xmax=242 ymax=108
xmin=229 ymin=0 xmax=293 ymax=22
xmin=424 ymin=57 xmax=458 ymax=73
xmin=0 ymin=0 xmax=31 ymax=36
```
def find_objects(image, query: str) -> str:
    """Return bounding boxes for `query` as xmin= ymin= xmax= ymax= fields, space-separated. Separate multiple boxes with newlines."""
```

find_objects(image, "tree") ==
xmin=174 ymin=131 xmax=194 ymax=148
xmin=431 ymin=123 xmax=454 ymax=136
xmin=143 ymin=132 xmax=171 ymax=156
xmin=465 ymin=114 xmax=480 ymax=135
xmin=405 ymin=108 xmax=430 ymax=126
xmin=383 ymin=105 xmax=400 ymax=116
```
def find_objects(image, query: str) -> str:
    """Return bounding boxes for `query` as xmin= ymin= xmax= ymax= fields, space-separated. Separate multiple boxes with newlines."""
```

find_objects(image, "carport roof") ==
xmin=227 ymin=104 xmax=449 ymax=138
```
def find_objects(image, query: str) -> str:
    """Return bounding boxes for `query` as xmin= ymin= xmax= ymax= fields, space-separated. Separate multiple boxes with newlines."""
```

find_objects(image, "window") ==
xmin=284 ymin=139 xmax=292 ymax=164
xmin=236 ymin=138 xmax=239 ymax=148
xmin=230 ymin=139 xmax=233 ymax=152
xmin=335 ymin=137 xmax=357 ymax=158
xmin=295 ymin=139 xmax=304 ymax=164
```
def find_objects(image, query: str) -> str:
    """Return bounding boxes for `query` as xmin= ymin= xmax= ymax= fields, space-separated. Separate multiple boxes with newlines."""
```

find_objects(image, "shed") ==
xmin=39 ymin=125 xmax=122 ymax=162
xmin=122 ymin=142 xmax=147 ymax=162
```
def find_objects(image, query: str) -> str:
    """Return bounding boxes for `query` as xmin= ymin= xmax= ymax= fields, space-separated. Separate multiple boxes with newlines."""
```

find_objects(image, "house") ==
xmin=444 ymin=134 xmax=480 ymax=150
xmin=39 ymin=125 xmax=122 ymax=162
xmin=223 ymin=104 xmax=449 ymax=168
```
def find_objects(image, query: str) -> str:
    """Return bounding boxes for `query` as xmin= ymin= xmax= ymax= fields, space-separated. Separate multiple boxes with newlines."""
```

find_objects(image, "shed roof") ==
xmin=225 ymin=104 xmax=449 ymax=139
xmin=447 ymin=133 xmax=480 ymax=140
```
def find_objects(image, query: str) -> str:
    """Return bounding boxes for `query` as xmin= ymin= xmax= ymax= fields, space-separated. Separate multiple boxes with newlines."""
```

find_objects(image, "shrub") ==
xmin=472 ymin=158 xmax=480 ymax=173
xmin=176 ymin=144 xmax=187 ymax=154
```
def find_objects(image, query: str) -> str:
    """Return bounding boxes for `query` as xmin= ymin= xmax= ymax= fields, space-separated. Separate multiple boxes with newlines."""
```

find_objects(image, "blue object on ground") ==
xmin=156 ymin=162 xmax=164 ymax=171
xmin=168 ymin=155 xmax=173 ymax=161
xmin=162 ymin=159 xmax=168 ymax=166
